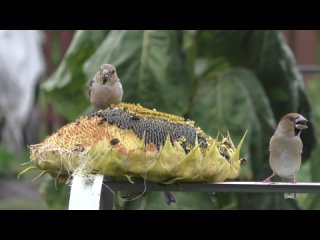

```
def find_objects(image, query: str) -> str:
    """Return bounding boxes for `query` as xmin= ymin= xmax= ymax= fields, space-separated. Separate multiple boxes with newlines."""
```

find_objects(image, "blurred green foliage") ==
xmin=40 ymin=30 xmax=317 ymax=210
xmin=0 ymin=144 xmax=18 ymax=177
xmin=0 ymin=144 xmax=30 ymax=178
xmin=39 ymin=178 xmax=69 ymax=210
xmin=297 ymin=77 xmax=320 ymax=209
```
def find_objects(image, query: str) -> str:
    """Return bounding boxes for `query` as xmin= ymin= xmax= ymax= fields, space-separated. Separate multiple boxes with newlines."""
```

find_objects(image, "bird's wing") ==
xmin=88 ymin=79 xmax=94 ymax=97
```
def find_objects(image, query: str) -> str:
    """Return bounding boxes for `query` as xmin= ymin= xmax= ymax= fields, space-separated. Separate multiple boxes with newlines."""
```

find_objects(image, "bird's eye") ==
xmin=289 ymin=116 xmax=297 ymax=122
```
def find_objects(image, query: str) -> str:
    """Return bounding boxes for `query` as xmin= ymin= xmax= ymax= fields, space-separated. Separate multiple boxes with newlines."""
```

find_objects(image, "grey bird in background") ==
xmin=89 ymin=64 xmax=123 ymax=110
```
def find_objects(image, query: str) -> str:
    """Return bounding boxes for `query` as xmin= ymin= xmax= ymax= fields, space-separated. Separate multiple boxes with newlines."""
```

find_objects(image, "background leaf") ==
xmin=42 ymin=30 xmax=109 ymax=120
xmin=191 ymin=68 xmax=275 ymax=180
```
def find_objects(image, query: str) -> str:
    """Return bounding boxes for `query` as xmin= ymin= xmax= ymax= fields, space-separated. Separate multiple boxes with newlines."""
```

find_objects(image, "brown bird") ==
xmin=88 ymin=64 xmax=123 ymax=110
xmin=263 ymin=113 xmax=308 ymax=199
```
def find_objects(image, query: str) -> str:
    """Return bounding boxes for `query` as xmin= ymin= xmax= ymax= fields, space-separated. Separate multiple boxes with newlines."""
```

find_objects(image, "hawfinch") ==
xmin=88 ymin=64 xmax=123 ymax=110
xmin=263 ymin=113 xmax=308 ymax=199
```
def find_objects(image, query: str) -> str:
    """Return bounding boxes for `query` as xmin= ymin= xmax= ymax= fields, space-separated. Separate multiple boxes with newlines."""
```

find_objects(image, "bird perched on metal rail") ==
xmin=263 ymin=113 xmax=308 ymax=199
xmin=88 ymin=64 xmax=176 ymax=206
xmin=88 ymin=64 xmax=123 ymax=110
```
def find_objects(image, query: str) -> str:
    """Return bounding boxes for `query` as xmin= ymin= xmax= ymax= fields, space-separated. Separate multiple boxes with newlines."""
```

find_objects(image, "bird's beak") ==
xmin=295 ymin=115 xmax=308 ymax=130
xmin=101 ymin=69 xmax=112 ymax=84
xmin=102 ymin=69 xmax=111 ymax=79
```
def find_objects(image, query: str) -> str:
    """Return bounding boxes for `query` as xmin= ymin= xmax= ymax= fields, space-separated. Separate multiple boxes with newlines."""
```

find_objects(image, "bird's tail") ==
xmin=284 ymin=193 xmax=296 ymax=199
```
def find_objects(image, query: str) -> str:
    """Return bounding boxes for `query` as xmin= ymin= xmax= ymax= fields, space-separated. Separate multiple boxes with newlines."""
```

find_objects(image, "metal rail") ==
xmin=102 ymin=180 xmax=320 ymax=193
xmin=99 ymin=180 xmax=320 ymax=209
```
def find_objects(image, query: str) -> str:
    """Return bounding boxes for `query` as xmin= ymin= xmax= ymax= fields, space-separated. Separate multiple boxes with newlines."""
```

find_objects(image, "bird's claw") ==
xmin=262 ymin=179 xmax=271 ymax=183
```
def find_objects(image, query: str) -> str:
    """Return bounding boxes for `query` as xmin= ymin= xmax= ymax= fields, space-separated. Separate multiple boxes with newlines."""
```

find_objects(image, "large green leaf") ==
xmin=41 ymin=30 xmax=109 ymax=120
xmin=191 ymin=68 xmax=274 ymax=177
